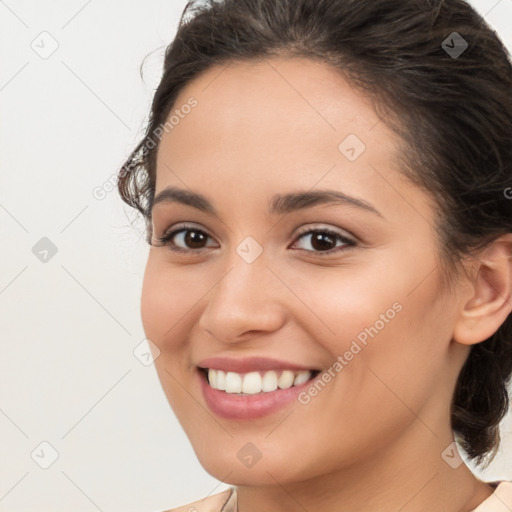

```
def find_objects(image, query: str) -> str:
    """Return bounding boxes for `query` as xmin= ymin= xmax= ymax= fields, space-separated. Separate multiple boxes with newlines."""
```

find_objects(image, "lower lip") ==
xmin=198 ymin=369 xmax=316 ymax=420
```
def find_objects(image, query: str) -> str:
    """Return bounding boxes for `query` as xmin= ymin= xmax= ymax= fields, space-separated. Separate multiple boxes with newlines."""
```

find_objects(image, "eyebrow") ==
xmin=150 ymin=186 xmax=383 ymax=218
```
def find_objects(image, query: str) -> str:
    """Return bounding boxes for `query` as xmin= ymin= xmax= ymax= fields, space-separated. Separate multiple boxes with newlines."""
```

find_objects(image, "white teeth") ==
xmin=262 ymin=370 xmax=278 ymax=392
xmin=242 ymin=372 xmax=262 ymax=394
xmin=207 ymin=369 xmax=217 ymax=388
xmin=206 ymin=368 xmax=313 ymax=394
xmin=216 ymin=370 xmax=226 ymax=391
xmin=293 ymin=370 xmax=311 ymax=386
xmin=278 ymin=370 xmax=295 ymax=389
xmin=225 ymin=371 xmax=242 ymax=393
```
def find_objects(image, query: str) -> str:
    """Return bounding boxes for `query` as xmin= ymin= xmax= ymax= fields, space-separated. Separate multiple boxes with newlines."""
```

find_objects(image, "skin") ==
xmin=140 ymin=56 xmax=512 ymax=512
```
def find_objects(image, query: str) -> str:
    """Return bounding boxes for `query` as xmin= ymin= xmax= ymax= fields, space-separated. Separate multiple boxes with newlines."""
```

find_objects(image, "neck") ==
xmin=235 ymin=419 xmax=494 ymax=512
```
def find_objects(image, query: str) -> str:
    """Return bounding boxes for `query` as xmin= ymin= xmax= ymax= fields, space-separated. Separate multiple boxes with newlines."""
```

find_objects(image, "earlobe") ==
xmin=453 ymin=234 xmax=512 ymax=346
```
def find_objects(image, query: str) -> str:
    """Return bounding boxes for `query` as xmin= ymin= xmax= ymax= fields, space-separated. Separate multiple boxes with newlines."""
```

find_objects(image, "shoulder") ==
xmin=160 ymin=488 xmax=236 ymax=512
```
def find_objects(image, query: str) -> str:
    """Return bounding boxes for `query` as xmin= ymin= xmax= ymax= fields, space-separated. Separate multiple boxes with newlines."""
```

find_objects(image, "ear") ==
xmin=453 ymin=233 xmax=512 ymax=346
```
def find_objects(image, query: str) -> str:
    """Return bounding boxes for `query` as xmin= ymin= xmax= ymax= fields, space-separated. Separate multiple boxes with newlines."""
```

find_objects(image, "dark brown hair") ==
xmin=118 ymin=0 xmax=512 ymax=466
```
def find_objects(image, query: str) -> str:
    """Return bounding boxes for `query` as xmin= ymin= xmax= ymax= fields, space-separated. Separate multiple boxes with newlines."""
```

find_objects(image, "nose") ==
xmin=198 ymin=254 xmax=287 ymax=344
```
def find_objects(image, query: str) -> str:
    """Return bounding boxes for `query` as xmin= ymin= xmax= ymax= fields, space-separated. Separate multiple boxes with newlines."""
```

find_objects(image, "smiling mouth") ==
xmin=199 ymin=367 xmax=321 ymax=395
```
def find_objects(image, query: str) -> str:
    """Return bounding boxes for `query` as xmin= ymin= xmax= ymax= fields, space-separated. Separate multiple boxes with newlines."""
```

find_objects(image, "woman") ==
xmin=118 ymin=0 xmax=512 ymax=510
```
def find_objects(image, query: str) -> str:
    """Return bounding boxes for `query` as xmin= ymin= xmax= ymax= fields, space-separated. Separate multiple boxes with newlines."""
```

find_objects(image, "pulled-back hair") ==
xmin=117 ymin=0 xmax=512 ymax=466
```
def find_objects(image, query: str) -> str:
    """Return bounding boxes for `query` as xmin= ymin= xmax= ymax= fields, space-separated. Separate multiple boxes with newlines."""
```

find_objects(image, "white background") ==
xmin=1 ymin=1 xmax=512 ymax=510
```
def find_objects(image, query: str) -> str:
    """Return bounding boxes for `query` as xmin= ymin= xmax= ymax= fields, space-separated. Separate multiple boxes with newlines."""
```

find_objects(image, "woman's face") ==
xmin=141 ymin=57 xmax=469 ymax=485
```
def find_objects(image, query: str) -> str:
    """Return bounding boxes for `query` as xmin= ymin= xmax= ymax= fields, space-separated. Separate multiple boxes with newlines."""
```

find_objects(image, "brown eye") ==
xmin=180 ymin=229 xmax=208 ymax=249
xmin=155 ymin=225 xmax=218 ymax=253
xmin=310 ymin=232 xmax=337 ymax=251
xmin=291 ymin=228 xmax=355 ymax=255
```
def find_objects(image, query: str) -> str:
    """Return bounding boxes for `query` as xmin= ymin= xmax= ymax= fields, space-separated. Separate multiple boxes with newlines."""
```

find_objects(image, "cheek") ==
xmin=277 ymin=258 xmax=407 ymax=351
xmin=288 ymin=252 xmax=451 ymax=397
xmin=140 ymin=258 xmax=207 ymax=421
xmin=274 ymin=271 xmax=451 ymax=475
xmin=140 ymin=256 xmax=197 ymax=348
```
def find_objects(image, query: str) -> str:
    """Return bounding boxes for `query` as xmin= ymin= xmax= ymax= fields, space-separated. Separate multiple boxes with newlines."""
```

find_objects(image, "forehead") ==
xmin=165 ymin=56 xmax=386 ymax=148
xmin=157 ymin=57 xmax=399 ymax=181
xmin=153 ymin=56 xmax=434 ymax=230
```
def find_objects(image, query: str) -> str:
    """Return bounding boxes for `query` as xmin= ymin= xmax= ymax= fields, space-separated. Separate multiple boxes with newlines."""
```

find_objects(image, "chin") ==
xmin=202 ymin=460 xmax=287 ymax=486
xmin=193 ymin=444 xmax=314 ymax=487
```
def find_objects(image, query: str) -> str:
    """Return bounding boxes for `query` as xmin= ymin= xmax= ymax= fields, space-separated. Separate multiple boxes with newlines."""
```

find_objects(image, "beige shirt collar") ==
xmin=470 ymin=482 xmax=512 ymax=512
xmin=165 ymin=482 xmax=512 ymax=512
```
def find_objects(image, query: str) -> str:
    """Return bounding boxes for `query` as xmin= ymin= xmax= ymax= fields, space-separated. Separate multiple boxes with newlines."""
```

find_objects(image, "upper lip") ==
xmin=197 ymin=356 xmax=319 ymax=373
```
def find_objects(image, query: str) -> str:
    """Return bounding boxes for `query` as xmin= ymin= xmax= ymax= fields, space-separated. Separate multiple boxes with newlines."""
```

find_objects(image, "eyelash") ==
xmin=154 ymin=223 xmax=356 ymax=256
